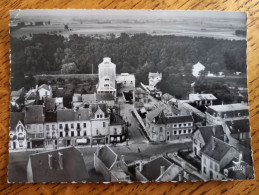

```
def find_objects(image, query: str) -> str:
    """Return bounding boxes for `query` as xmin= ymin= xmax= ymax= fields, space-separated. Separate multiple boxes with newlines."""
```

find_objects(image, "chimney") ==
xmin=160 ymin=166 xmax=165 ymax=176
xmin=48 ymin=154 xmax=53 ymax=170
xmin=212 ymin=126 xmax=216 ymax=135
xmin=239 ymin=152 xmax=243 ymax=162
xmin=121 ymin=155 xmax=125 ymax=163
xmin=96 ymin=144 xmax=100 ymax=156
xmin=58 ymin=152 xmax=63 ymax=170
xmin=139 ymin=161 xmax=143 ymax=172
xmin=212 ymin=138 xmax=216 ymax=150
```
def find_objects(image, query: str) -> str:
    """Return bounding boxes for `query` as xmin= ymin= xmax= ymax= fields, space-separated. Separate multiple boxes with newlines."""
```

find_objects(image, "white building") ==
xmin=116 ymin=73 xmax=135 ymax=88
xmin=37 ymin=84 xmax=52 ymax=100
xmin=148 ymin=72 xmax=162 ymax=90
xmin=192 ymin=62 xmax=205 ymax=77
xmin=189 ymin=93 xmax=217 ymax=106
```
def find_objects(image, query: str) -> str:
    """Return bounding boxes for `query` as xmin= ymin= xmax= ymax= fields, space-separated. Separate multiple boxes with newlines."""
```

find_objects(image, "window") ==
xmin=96 ymin=130 xmax=99 ymax=135
xmin=52 ymin=125 xmax=55 ymax=130
xmin=71 ymin=123 xmax=74 ymax=128
xmin=103 ymin=122 xmax=106 ymax=127
xmin=19 ymin=141 xmax=23 ymax=147
xmin=188 ymin=123 xmax=192 ymax=126
xmin=174 ymin=124 xmax=177 ymax=128
xmin=160 ymin=127 xmax=163 ymax=132
xmin=174 ymin=131 xmax=177 ymax=135
xmin=203 ymin=157 xmax=206 ymax=165
xmin=179 ymin=124 xmax=182 ymax=127
xmin=100 ymin=114 xmax=103 ymax=118
xmin=77 ymin=123 xmax=80 ymax=129
xmin=183 ymin=130 xmax=186 ymax=134
xmin=39 ymin=125 xmax=43 ymax=131
xmin=215 ymin=164 xmax=218 ymax=172
xmin=188 ymin=129 xmax=192 ymax=133
xmin=203 ymin=166 xmax=206 ymax=174
xmin=84 ymin=131 xmax=87 ymax=136
xmin=71 ymin=131 xmax=74 ymax=137
xmin=210 ymin=161 xmax=213 ymax=169
xmin=59 ymin=124 xmax=63 ymax=129
xmin=46 ymin=125 xmax=50 ymax=130
xmin=46 ymin=132 xmax=50 ymax=138
xmin=66 ymin=132 xmax=68 ymax=137
xmin=52 ymin=132 xmax=55 ymax=138
xmin=184 ymin=124 xmax=187 ymax=127
xmin=167 ymin=124 xmax=170 ymax=128
xmin=97 ymin=114 xmax=99 ymax=118
xmin=27 ymin=125 xmax=31 ymax=130
xmin=83 ymin=123 xmax=86 ymax=128
xmin=114 ymin=128 xmax=117 ymax=135
xmin=179 ymin=130 xmax=182 ymax=134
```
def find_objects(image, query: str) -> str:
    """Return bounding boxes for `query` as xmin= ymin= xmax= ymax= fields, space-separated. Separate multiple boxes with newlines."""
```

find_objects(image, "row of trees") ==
xmin=10 ymin=33 xmax=247 ymax=98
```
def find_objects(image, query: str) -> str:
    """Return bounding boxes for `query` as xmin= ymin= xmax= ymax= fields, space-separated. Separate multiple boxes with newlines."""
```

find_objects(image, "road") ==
xmin=118 ymin=97 xmax=147 ymax=144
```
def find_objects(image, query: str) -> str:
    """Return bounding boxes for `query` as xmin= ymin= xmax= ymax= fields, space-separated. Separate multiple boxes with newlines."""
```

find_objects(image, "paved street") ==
xmin=118 ymin=97 xmax=147 ymax=144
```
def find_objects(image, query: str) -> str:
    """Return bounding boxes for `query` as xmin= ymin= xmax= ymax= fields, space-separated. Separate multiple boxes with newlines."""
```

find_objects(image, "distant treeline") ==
xmin=10 ymin=33 xmax=247 ymax=98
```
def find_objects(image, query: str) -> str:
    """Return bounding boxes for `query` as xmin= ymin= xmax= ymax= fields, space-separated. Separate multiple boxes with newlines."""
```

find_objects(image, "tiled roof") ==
xmin=82 ymin=94 xmax=96 ymax=103
xmin=29 ymin=147 xmax=88 ymax=182
xmin=208 ymin=103 xmax=249 ymax=112
xmin=201 ymin=137 xmax=236 ymax=162
xmin=38 ymin=84 xmax=50 ymax=91
xmin=140 ymin=156 xmax=172 ymax=181
xmin=10 ymin=112 xmax=25 ymax=130
xmin=98 ymin=145 xmax=117 ymax=169
xmin=162 ymin=93 xmax=173 ymax=100
xmin=96 ymin=93 xmax=114 ymax=101
xmin=146 ymin=107 xmax=163 ymax=122
xmin=166 ymin=115 xmax=193 ymax=124
xmin=225 ymin=119 xmax=250 ymax=134
xmin=11 ymin=87 xmax=25 ymax=97
xmin=198 ymin=125 xmax=224 ymax=144
xmin=57 ymin=108 xmax=90 ymax=122
xmin=110 ymin=113 xmax=125 ymax=125
xmin=189 ymin=93 xmax=217 ymax=101
xmin=25 ymin=105 xmax=44 ymax=124
xmin=90 ymin=104 xmax=107 ymax=116
xmin=45 ymin=111 xmax=57 ymax=123
xmin=44 ymin=98 xmax=56 ymax=111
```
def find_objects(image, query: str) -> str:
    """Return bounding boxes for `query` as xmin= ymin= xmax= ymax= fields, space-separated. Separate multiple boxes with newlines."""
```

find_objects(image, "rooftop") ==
xmin=25 ymin=105 xmax=44 ymax=124
xmin=110 ymin=113 xmax=125 ymax=126
xmin=97 ymin=145 xmax=117 ymax=169
xmin=201 ymin=137 xmax=236 ymax=162
xmin=38 ymin=84 xmax=51 ymax=91
xmin=96 ymin=93 xmax=114 ymax=101
xmin=139 ymin=156 xmax=172 ymax=181
xmin=11 ymin=87 xmax=25 ymax=97
xmin=167 ymin=115 xmax=193 ymax=124
xmin=197 ymin=125 xmax=225 ymax=144
xmin=10 ymin=112 xmax=25 ymax=130
xmin=44 ymin=98 xmax=56 ymax=111
xmin=57 ymin=108 xmax=90 ymax=122
xmin=208 ymin=103 xmax=249 ymax=112
xmin=189 ymin=93 xmax=217 ymax=101
xmin=82 ymin=94 xmax=96 ymax=103
xmin=225 ymin=119 xmax=250 ymax=134
xmin=45 ymin=111 xmax=57 ymax=123
xmin=29 ymin=147 xmax=88 ymax=182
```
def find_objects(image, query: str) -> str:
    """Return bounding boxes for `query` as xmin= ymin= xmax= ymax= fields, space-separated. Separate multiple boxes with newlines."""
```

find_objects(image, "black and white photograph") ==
xmin=9 ymin=9 xmax=254 ymax=183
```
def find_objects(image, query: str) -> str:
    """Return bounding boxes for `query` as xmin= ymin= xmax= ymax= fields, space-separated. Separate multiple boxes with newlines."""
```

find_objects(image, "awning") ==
xmin=76 ymin=138 xmax=87 ymax=143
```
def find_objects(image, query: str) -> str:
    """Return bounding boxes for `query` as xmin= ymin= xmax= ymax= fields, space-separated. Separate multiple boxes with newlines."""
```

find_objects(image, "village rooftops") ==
xmin=110 ymin=113 xmax=125 ymax=126
xmin=82 ymin=94 xmax=96 ymax=103
xmin=201 ymin=137 xmax=238 ymax=162
xmin=146 ymin=107 xmax=163 ymax=123
xmin=27 ymin=147 xmax=88 ymax=182
xmin=90 ymin=103 xmax=108 ymax=117
xmin=189 ymin=93 xmax=217 ymax=101
xmin=10 ymin=112 xmax=25 ymax=130
xmin=207 ymin=103 xmax=249 ymax=113
xmin=97 ymin=145 xmax=118 ymax=169
xmin=45 ymin=111 xmax=57 ymax=123
xmin=96 ymin=93 xmax=114 ymax=101
xmin=44 ymin=98 xmax=56 ymax=111
xmin=197 ymin=125 xmax=225 ymax=144
xmin=138 ymin=156 xmax=173 ymax=181
xmin=25 ymin=105 xmax=44 ymax=124
xmin=225 ymin=119 xmax=250 ymax=134
xmin=57 ymin=108 xmax=90 ymax=122
xmin=11 ymin=87 xmax=25 ymax=97
xmin=166 ymin=115 xmax=193 ymax=124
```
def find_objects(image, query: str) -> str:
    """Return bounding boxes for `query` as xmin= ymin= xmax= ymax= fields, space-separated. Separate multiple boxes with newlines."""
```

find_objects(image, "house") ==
xmin=90 ymin=104 xmax=110 ymax=145
xmin=206 ymin=103 xmax=249 ymax=125
xmin=116 ymin=73 xmax=135 ymax=88
xmin=25 ymin=105 xmax=45 ymax=149
xmin=96 ymin=93 xmax=115 ymax=107
xmin=135 ymin=156 xmax=183 ymax=182
xmin=148 ymin=72 xmax=162 ymax=90
xmin=97 ymin=57 xmax=117 ymax=97
xmin=189 ymin=93 xmax=217 ymax=106
xmin=165 ymin=115 xmax=194 ymax=142
xmin=57 ymin=108 xmax=91 ymax=147
xmin=201 ymin=137 xmax=240 ymax=180
xmin=11 ymin=87 xmax=25 ymax=102
xmin=145 ymin=109 xmax=166 ymax=142
xmin=193 ymin=125 xmax=225 ymax=157
xmin=82 ymin=94 xmax=96 ymax=107
xmin=9 ymin=112 xmax=27 ymax=150
xmin=94 ymin=145 xmax=130 ymax=182
xmin=161 ymin=93 xmax=174 ymax=104
xmin=135 ymin=87 xmax=149 ymax=104
xmin=109 ymin=113 xmax=126 ymax=143
xmin=192 ymin=62 xmax=205 ymax=77
xmin=24 ymin=88 xmax=38 ymax=106
xmin=27 ymin=147 xmax=88 ymax=182
xmin=72 ymin=93 xmax=84 ymax=108
xmin=44 ymin=112 xmax=58 ymax=149
xmin=37 ymin=84 xmax=52 ymax=100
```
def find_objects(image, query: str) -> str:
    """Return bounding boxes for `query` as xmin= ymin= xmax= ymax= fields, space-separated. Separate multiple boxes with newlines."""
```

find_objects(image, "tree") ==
xmin=64 ymin=24 xmax=69 ymax=30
